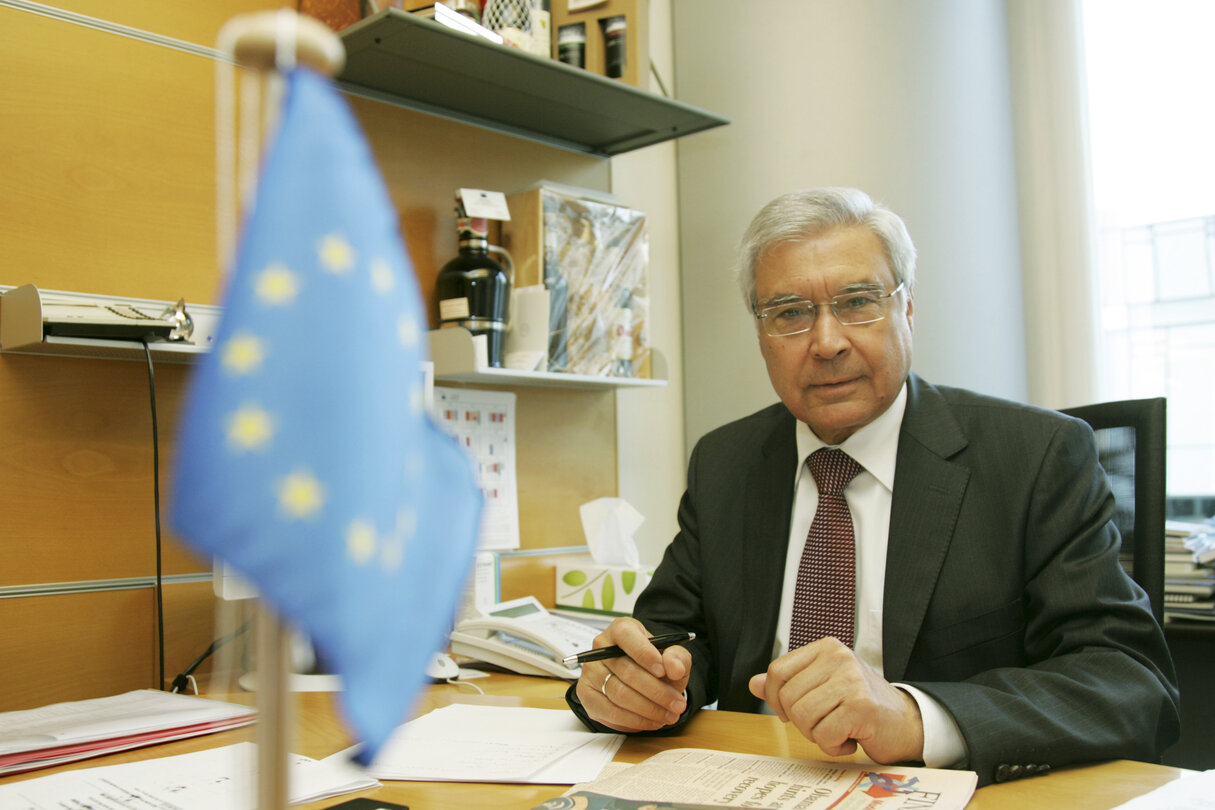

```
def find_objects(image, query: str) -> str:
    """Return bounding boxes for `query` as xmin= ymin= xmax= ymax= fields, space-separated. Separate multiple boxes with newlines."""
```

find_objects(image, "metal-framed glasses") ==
xmin=755 ymin=281 xmax=907 ymax=337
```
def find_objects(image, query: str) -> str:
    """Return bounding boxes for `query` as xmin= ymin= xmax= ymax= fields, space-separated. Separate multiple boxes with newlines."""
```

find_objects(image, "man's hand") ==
xmin=748 ymin=638 xmax=924 ymax=764
xmin=575 ymin=617 xmax=691 ymax=733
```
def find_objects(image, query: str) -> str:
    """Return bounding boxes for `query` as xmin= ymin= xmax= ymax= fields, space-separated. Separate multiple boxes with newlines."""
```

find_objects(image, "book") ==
xmin=532 ymin=748 xmax=977 ymax=810
xmin=1165 ymin=597 xmax=1215 ymax=622
xmin=1164 ymin=579 xmax=1215 ymax=597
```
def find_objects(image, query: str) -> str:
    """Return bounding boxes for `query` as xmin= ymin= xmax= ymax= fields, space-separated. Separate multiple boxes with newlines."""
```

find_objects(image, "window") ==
xmin=1081 ymin=0 xmax=1215 ymax=515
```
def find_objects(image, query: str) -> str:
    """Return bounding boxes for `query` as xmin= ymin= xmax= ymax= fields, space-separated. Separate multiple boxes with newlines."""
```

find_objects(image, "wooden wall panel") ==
xmin=515 ymin=387 xmax=617 ymax=548
xmin=0 ymin=582 xmax=228 ymax=711
xmin=499 ymin=550 xmax=595 ymax=606
xmin=161 ymin=581 xmax=237 ymax=692
xmin=3 ymin=589 xmax=140 ymax=711
xmin=1 ymin=7 xmax=222 ymax=304
xmin=54 ymin=1 xmax=278 ymax=47
xmin=1 ymin=1 xmax=622 ymax=705
xmin=0 ymin=354 xmax=206 ymax=585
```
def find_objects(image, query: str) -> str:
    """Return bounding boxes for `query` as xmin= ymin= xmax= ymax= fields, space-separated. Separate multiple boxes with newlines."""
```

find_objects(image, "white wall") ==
xmin=672 ymin=0 xmax=1030 ymax=449
xmin=609 ymin=0 xmax=687 ymax=564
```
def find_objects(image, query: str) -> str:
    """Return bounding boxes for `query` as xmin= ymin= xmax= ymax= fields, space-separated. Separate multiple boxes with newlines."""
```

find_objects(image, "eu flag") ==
xmin=172 ymin=67 xmax=482 ymax=764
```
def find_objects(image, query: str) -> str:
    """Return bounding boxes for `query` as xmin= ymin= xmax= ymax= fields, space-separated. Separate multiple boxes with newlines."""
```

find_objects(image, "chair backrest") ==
xmin=1060 ymin=398 xmax=1167 ymax=623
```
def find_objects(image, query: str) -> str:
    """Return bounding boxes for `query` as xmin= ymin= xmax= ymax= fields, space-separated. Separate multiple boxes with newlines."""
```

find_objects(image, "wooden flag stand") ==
xmin=214 ymin=10 xmax=345 ymax=809
xmin=255 ymin=606 xmax=293 ymax=810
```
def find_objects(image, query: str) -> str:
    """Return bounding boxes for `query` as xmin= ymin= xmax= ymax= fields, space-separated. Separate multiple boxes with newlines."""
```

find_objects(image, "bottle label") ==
xmin=439 ymin=297 xmax=471 ymax=320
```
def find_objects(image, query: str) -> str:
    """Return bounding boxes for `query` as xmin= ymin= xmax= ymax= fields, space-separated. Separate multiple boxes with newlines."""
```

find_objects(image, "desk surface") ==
xmin=1 ymin=673 xmax=1188 ymax=809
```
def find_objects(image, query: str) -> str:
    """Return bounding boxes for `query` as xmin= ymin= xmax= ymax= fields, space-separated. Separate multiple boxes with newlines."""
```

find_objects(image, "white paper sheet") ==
xmin=0 ymin=742 xmax=378 ymax=809
xmin=364 ymin=704 xmax=623 ymax=784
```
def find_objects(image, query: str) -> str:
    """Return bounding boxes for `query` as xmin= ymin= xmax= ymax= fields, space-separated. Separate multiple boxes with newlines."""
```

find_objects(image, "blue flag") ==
xmin=172 ymin=67 xmax=482 ymax=764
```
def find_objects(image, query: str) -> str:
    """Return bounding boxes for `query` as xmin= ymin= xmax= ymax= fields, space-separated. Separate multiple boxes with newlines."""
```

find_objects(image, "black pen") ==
xmin=562 ymin=631 xmax=696 ymax=665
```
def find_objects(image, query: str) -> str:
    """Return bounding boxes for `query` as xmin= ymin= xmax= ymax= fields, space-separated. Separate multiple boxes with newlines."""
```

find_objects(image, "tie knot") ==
xmin=807 ymin=448 xmax=862 ymax=496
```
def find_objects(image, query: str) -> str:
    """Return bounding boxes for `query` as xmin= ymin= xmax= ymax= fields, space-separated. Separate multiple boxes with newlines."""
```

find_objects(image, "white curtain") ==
xmin=1006 ymin=0 xmax=1101 ymax=409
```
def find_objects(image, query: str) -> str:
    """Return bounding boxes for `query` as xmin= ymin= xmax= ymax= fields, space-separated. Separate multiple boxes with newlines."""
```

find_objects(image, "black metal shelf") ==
xmin=337 ymin=9 xmax=728 ymax=157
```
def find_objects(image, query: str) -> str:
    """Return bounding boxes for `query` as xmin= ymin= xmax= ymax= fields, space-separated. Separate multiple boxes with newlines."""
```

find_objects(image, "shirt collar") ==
xmin=794 ymin=381 xmax=907 ymax=492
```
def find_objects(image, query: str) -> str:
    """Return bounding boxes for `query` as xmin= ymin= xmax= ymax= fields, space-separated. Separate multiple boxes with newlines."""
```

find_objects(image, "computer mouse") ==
xmin=426 ymin=652 xmax=460 ymax=681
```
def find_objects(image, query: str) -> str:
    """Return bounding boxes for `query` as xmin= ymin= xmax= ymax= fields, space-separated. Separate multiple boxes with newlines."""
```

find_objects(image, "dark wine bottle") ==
xmin=436 ymin=216 xmax=511 ymax=368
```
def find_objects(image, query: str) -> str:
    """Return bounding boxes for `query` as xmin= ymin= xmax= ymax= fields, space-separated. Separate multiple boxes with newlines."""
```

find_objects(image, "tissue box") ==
xmin=555 ymin=562 xmax=653 ymax=616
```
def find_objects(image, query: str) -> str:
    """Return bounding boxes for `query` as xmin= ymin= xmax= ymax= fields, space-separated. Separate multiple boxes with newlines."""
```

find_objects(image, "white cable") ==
xmin=447 ymin=677 xmax=485 ymax=695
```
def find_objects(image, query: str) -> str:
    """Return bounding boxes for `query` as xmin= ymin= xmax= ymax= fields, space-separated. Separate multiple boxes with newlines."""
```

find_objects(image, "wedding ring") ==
xmin=601 ymin=672 xmax=613 ymax=697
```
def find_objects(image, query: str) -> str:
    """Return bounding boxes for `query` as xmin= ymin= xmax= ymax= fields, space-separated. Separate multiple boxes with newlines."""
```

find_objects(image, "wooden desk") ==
xmin=0 ymin=673 xmax=1189 ymax=809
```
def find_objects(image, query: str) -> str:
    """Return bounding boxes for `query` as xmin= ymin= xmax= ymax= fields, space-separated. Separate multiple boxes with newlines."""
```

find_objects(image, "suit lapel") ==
xmin=882 ymin=375 xmax=970 ymax=681
xmin=739 ymin=410 xmax=797 ymax=671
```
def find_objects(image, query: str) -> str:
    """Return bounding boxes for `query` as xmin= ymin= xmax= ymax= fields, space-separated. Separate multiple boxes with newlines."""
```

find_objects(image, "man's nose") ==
xmin=807 ymin=309 xmax=850 ymax=359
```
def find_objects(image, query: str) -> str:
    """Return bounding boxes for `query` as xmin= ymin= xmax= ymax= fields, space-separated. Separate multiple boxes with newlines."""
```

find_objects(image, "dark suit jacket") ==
xmin=569 ymin=374 xmax=1179 ymax=786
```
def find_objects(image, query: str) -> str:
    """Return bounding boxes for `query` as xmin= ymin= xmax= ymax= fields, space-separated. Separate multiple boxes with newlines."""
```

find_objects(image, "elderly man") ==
xmin=567 ymin=187 xmax=1178 ymax=787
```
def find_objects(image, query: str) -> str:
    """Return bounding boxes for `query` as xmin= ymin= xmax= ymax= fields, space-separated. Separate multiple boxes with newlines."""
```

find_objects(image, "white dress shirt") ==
xmin=768 ymin=382 xmax=967 ymax=768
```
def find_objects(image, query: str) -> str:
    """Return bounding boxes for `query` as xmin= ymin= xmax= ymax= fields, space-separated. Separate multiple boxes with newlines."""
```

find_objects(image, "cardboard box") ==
xmin=501 ymin=184 xmax=651 ymax=378
xmin=555 ymin=560 xmax=653 ymax=616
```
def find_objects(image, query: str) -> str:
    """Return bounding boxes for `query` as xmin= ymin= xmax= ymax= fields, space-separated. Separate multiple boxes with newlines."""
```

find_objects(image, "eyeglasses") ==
xmin=755 ymin=281 xmax=906 ymax=337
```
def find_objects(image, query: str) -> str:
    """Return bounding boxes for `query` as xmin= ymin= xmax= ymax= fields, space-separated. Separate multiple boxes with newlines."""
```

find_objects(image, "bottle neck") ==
xmin=456 ymin=216 xmax=490 ymax=253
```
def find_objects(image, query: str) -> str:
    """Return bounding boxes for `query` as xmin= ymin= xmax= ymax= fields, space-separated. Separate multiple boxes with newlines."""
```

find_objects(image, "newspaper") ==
xmin=531 ymin=748 xmax=977 ymax=810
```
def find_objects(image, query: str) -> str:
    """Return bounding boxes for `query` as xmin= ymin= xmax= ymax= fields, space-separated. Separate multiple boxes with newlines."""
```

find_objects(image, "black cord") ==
xmin=140 ymin=339 xmax=165 ymax=691
xmin=170 ymin=619 xmax=253 ymax=693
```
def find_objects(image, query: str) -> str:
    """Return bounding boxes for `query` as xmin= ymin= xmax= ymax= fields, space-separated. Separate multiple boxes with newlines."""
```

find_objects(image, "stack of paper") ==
xmin=0 ymin=690 xmax=255 ymax=776
xmin=363 ymin=704 xmax=623 ymax=784
xmin=0 ymin=742 xmax=378 ymax=809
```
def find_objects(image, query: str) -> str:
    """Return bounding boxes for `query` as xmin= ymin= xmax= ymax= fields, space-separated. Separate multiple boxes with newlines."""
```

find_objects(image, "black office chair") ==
xmin=1060 ymin=397 xmax=1167 ymax=623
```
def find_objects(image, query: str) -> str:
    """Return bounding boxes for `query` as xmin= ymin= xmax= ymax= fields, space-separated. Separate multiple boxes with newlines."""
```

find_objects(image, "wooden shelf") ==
xmin=336 ymin=9 xmax=729 ymax=157
xmin=429 ymin=326 xmax=666 ymax=389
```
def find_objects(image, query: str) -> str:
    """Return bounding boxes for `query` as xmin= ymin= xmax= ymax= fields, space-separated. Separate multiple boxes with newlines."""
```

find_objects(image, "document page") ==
xmin=365 ymin=704 xmax=623 ymax=784
xmin=0 ymin=742 xmax=377 ymax=809
xmin=542 ymin=748 xmax=977 ymax=810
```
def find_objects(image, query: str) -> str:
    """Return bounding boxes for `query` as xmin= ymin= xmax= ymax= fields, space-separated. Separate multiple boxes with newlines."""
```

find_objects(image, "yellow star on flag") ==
xmin=319 ymin=233 xmax=355 ymax=275
xmin=226 ymin=405 xmax=274 ymax=451
xmin=278 ymin=471 xmax=325 ymax=519
xmin=255 ymin=263 xmax=299 ymax=306
xmin=370 ymin=258 xmax=395 ymax=294
xmin=397 ymin=314 xmax=419 ymax=349
xmin=221 ymin=333 xmax=265 ymax=376
xmin=380 ymin=535 xmax=405 ymax=573
xmin=346 ymin=519 xmax=377 ymax=565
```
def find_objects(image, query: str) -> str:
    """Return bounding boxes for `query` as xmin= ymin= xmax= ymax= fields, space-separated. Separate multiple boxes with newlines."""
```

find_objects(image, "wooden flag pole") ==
xmin=215 ymin=10 xmax=344 ymax=810
xmin=254 ymin=605 xmax=293 ymax=810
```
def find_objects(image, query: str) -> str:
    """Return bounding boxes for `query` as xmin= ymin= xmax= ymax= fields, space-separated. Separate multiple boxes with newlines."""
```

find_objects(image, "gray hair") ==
xmin=736 ymin=187 xmax=917 ymax=311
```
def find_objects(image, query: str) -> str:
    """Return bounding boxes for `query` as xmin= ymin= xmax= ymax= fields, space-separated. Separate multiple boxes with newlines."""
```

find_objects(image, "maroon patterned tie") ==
xmin=789 ymin=448 xmax=863 ymax=650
